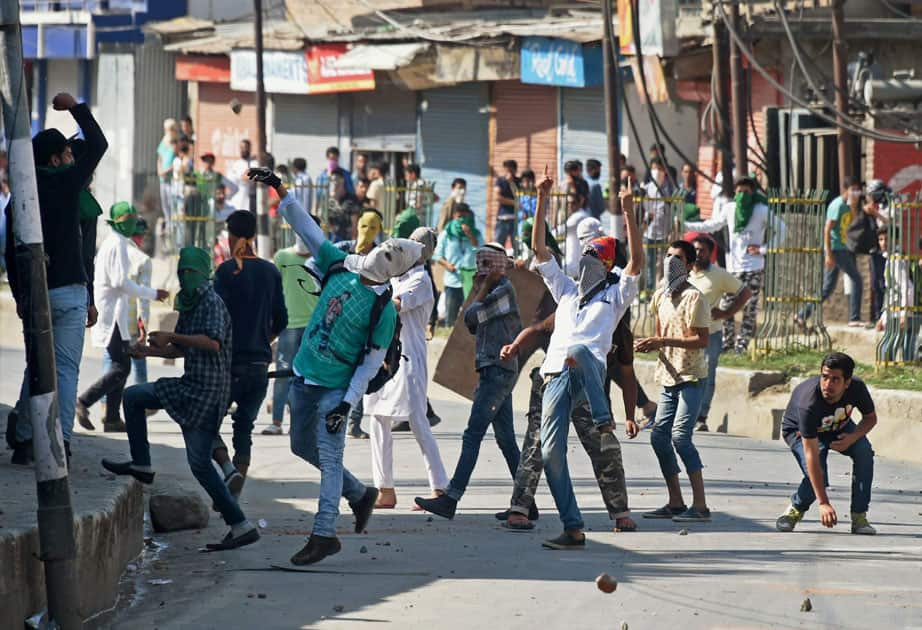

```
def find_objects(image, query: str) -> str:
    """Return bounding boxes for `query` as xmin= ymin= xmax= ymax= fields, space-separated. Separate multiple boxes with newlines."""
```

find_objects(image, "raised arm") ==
xmin=532 ymin=165 xmax=553 ymax=263
xmin=57 ymin=94 xmax=108 ymax=189
xmin=621 ymin=183 xmax=643 ymax=277
xmin=251 ymin=169 xmax=326 ymax=255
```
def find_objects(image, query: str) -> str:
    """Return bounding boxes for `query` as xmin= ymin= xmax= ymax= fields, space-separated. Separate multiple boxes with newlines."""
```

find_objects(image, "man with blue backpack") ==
xmin=248 ymin=167 xmax=423 ymax=566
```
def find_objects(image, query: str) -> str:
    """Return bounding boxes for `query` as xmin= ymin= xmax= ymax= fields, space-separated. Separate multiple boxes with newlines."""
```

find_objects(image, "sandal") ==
xmin=614 ymin=517 xmax=637 ymax=532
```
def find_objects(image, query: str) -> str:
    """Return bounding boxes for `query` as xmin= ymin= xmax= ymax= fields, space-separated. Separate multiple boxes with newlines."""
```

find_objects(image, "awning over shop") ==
xmin=333 ymin=43 xmax=429 ymax=71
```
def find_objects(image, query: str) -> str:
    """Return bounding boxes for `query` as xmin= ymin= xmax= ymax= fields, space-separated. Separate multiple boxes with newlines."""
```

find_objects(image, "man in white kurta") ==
xmin=364 ymin=228 xmax=448 ymax=508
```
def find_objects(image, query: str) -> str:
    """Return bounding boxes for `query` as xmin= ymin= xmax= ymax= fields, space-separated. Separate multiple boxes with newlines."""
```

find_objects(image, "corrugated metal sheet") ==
xmin=560 ymin=86 xmax=609 ymax=190
xmin=271 ymin=93 xmax=339 ymax=174
xmin=351 ymin=85 xmax=416 ymax=152
xmin=93 ymin=50 xmax=135 ymax=210
xmin=419 ymin=83 xmax=490 ymax=230
xmin=132 ymin=36 xmax=186 ymax=203
xmin=490 ymin=81 xmax=557 ymax=231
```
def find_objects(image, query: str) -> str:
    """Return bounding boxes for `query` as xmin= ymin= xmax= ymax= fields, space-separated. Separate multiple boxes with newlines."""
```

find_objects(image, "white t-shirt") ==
xmin=228 ymin=158 xmax=256 ymax=211
xmin=686 ymin=197 xmax=784 ymax=273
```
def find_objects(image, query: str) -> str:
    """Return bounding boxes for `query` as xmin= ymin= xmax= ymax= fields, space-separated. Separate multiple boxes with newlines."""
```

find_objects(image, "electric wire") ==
xmin=876 ymin=0 xmax=922 ymax=22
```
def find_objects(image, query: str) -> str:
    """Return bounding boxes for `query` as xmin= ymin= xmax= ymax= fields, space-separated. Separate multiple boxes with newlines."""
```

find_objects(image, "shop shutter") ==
xmin=271 ymin=93 xmax=338 ymax=177
xmin=419 ymin=83 xmax=490 ymax=229
xmin=491 ymin=81 xmax=558 ymax=231
xmin=560 ymin=86 xmax=609 ymax=187
xmin=93 ymin=51 xmax=135 ymax=211
xmin=196 ymin=82 xmax=257 ymax=177
xmin=351 ymin=85 xmax=416 ymax=152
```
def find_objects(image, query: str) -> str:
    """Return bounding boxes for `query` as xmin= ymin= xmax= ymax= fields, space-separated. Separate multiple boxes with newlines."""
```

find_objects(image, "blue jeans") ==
xmin=123 ymin=382 xmax=246 ymax=527
xmin=213 ymin=364 xmax=270 ymax=466
xmin=540 ymin=345 xmax=615 ymax=531
xmin=445 ymin=365 xmax=520 ymax=501
xmin=271 ymin=327 xmax=304 ymax=425
xmin=103 ymin=351 xmax=148 ymax=394
xmin=288 ymin=381 xmax=367 ymax=537
xmin=698 ymin=331 xmax=724 ymax=421
xmin=16 ymin=284 xmax=87 ymax=443
xmin=786 ymin=422 xmax=874 ymax=514
xmin=650 ymin=381 xmax=704 ymax=479
xmin=801 ymin=249 xmax=862 ymax=322
xmin=444 ymin=285 xmax=464 ymax=328
xmin=494 ymin=219 xmax=516 ymax=252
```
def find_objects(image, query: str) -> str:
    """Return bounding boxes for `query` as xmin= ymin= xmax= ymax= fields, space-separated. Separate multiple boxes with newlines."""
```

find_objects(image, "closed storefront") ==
xmin=196 ymin=81 xmax=257 ymax=177
xmin=271 ymin=93 xmax=339 ymax=174
xmin=490 ymin=81 xmax=558 ymax=232
xmin=351 ymin=83 xmax=417 ymax=153
xmin=419 ymin=83 xmax=490 ymax=229
xmin=560 ymin=86 xmax=609 ymax=187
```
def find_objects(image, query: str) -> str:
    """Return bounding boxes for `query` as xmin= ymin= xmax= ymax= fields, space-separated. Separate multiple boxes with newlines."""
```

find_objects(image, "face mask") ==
xmin=663 ymin=254 xmax=688 ymax=293
xmin=452 ymin=188 xmax=466 ymax=203
xmin=651 ymin=168 xmax=662 ymax=182
xmin=735 ymin=191 xmax=754 ymax=212
xmin=577 ymin=255 xmax=608 ymax=300
xmin=847 ymin=189 xmax=861 ymax=203
xmin=356 ymin=212 xmax=382 ymax=253
xmin=327 ymin=158 xmax=338 ymax=172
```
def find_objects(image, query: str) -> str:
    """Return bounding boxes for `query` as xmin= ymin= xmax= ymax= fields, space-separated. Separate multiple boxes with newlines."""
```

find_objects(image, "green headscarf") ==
xmin=37 ymin=164 xmax=103 ymax=221
xmin=446 ymin=214 xmax=476 ymax=240
xmin=393 ymin=206 xmax=421 ymax=239
xmin=733 ymin=191 xmax=769 ymax=233
xmin=174 ymin=246 xmax=212 ymax=312
xmin=519 ymin=217 xmax=562 ymax=258
xmin=107 ymin=201 xmax=138 ymax=238
xmin=683 ymin=203 xmax=701 ymax=222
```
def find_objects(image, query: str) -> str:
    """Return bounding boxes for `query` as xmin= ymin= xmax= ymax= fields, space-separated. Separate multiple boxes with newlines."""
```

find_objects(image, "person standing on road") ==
xmin=6 ymin=92 xmax=108 ymax=464
xmin=494 ymin=159 xmax=520 ymax=251
xmin=686 ymin=235 xmax=752 ymax=432
xmin=415 ymin=243 xmax=523 ymax=520
xmin=635 ymin=240 xmax=712 ymax=523
xmin=642 ymin=158 xmax=674 ymax=294
xmin=210 ymin=210 xmax=288 ymax=501
xmin=290 ymin=157 xmax=313 ymax=214
xmin=775 ymin=352 xmax=878 ymax=535
xmin=528 ymin=169 xmax=642 ymax=550
xmin=76 ymin=202 xmax=168 ymax=433
xmin=157 ymin=119 xmax=178 ymax=226
xmin=433 ymin=203 xmax=481 ymax=327
xmin=254 ymin=167 xmax=423 ymax=566
xmin=103 ymin=246 xmax=261 ymax=551
xmin=228 ymin=139 xmax=256 ymax=212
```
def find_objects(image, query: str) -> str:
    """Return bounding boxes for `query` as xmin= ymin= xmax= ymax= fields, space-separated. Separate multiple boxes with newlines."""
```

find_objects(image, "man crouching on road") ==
xmin=776 ymin=352 xmax=878 ymax=535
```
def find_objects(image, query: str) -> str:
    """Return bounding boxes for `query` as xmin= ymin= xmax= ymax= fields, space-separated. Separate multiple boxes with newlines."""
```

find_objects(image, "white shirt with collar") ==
xmin=92 ymin=230 xmax=158 ymax=348
xmin=537 ymin=256 xmax=639 ymax=376
xmin=686 ymin=196 xmax=785 ymax=274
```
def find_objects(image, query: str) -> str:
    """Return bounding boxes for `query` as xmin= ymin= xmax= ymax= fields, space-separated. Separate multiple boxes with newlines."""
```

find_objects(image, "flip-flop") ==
xmin=614 ymin=520 xmax=638 ymax=532
xmin=501 ymin=520 xmax=535 ymax=531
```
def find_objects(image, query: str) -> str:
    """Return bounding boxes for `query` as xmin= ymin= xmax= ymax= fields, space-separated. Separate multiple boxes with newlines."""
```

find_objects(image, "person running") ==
xmin=776 ymin=352 xmax=877 ymax=535
xmin=252 ymin=166 xmax=423 ymax=565
xmin=686 ymin=234 xmax=752 ymax=432
xmin=77 ymin=203 xmax=169 ymax=432
xmin=415 ymin=244 xmax=523 ymax=519
xmin=529 ymin=168 xmax=642 ymax=550
xmin=102 ymin=246 xmax=260 ymax=551
xmin=635 ymin=240 xmax=711 ymax=523
xmin=210 ymin=210 xmax=288 ymax=499
xmin=364 ymin=228 xmax=448 ymax=509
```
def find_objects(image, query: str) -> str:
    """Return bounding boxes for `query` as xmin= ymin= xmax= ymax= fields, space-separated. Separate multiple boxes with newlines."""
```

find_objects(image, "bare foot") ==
xmin=614 ymin=516 xmax=637 ymax=532
xmin=375 ymin=487 xmax=397 ymax=509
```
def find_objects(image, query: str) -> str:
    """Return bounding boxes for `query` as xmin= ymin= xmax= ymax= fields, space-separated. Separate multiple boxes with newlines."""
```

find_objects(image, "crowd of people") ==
xmin=1 ymin=93 xmax=893 ymax=562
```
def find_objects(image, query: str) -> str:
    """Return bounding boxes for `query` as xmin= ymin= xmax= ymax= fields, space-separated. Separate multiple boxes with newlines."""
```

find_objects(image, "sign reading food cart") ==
xmin=306 ymin=44 xmax=376 ymax=94
xmin=521 ymin=37 xmax=586 ymax=88
xmin=230 ymin=49 xmax=309 ymax=94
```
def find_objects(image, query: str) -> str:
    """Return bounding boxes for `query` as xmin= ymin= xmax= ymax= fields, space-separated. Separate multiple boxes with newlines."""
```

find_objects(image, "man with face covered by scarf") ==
xmin=103 ymin=246 xmax=261 ymax=551
xmin=76 ymin=203 xmax=169 ymax=432
xmin=415 ymin=242 xmax=523 ymax=520
xmin=635 ymin=240 xmax=712 ymax=524
xmin=251 ymin=167 xmax=423 ymax=565
xmin=527 ymin=166 xmax=643 ymax=550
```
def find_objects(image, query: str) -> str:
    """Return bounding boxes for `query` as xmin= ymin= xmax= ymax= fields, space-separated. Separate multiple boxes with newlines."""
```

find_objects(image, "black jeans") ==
xmin=79 ymin=324 xmax=130 ymax=425
xmin=213 ymin=363 xmax=270 ymax=467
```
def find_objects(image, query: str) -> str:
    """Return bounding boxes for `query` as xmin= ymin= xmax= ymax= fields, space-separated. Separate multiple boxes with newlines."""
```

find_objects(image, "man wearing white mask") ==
xmin=249 ymin=167 xmax=423 ymax=566
xmin=437 ymin=178 xmax=467 ymax=232
xmin=635 ymin=240 xmax=711 ymax=523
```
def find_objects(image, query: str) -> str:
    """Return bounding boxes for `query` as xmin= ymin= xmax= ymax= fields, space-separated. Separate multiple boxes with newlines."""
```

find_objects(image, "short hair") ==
xmin=182 ymin=115 xmax=193 ymax=125
xmin=240 ymin=138 xmax=251 ymax=146
xmin=842 ymin=175 xmax=861 ymax=189
xmin=372 ymin=160 xmax=389 ymax=174
xmin=564 ymin=159 xmax=583 ymax=172
xmin=502 ymin=159 xmax=518 ymax=171
xmin=356 ymin=176 xmax=370 ymax=187
xmin=520 ymin=169 xmax=535 ymax=182
xmin=567 ymin=177 xmax=590 ymax=201
xmin=691 ymin=235 xmax=715 ymax=253
xmin=451 ymin=177 xmax=467 ymax=188
xmin=356 ymin=152 xmax=368 ymax=161
xmin=734 ymin=176 xmax=758 ymax=191
xmin=821 ymin=352 xmax=855 ymax=380
xmin=226 ymin=210 xmax=257 ymax=239
xmin=325 ymin=146 xmax=340 ymax=158
xmin=292 ymin=157 xmax=307 ymax=172
xmin=649 ymin=142 xmax=666 ymax=154
xmin=215 ymin=182 xmax=226 ymax=192
xmin=668 ymin=239 xmax=696 ymax=263
xmin=622 ymin=164 xmax=637 ymax=174
xmin=586 ymin=158 xmax=602 ymax=170
xmin=276 ymin=164 xmax=290 ymax=176
xmin=405 ymin=163 xmax=421 ymax=177
xmin=453 ymin=202 xmax=473 ymax=215
xmin=649 ymin=157 xmax=665 ymax=169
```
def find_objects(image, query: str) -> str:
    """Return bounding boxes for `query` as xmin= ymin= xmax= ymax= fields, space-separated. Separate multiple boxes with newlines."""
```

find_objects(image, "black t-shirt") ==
xmin=781 ymin=376 xmax=875 ymax=440
xmin=496 ymin=176 xmax=519 ymax=219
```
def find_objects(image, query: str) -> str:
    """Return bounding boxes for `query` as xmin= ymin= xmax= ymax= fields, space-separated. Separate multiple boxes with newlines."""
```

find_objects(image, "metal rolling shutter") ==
xmin=560 ymin=86 xmax=609 ymax=187
xmin=271 ymin=93 xmax=338 ymax=175
xmin=419 ymin=83 xmax=490 ymax=229
xmin=351 ymin=85 xmax=416 ymax=152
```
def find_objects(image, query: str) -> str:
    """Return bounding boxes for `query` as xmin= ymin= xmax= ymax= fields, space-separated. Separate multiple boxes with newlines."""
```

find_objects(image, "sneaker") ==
xmin=391 ymin=420 xmax=411 ymax=432
xmin=76 ymin=401 xmax=95 ymax=431
xmin=414 ymin=494 xmax=457 ymax=520
xmin=494 ymin=503 xmax=540 ymax=522
xmin=349 ymin=487 xmax=379 ymax=533
xmin=695 ymin=419 xmax=709 ymax=432
xmin=775 ymin=504 xmax=804 ymax=532
xmin=261 ymin=424 xmax=284 ymax=435
xmin=541 ymin=531 xmax=586 ymax=550
xmin=850 ymin=512 xmax=877 ymax=535
xmin=672 ymin=507 xmax=711 ymax=522
xmin=290 ymin=535 xmax=341 ymax=565
xmin=101 ymin=459 xmax=154 ymax=484
xmin=103 ymin=419 xmax=127 ymax=433
xmin=205 ymin=527 xmax=260 ymax=552
xmin=225 ymin=470 xmax=245 ymax=499
xmin=643 ymin=504 xmax=687 ymax=519
xmin=427 ymin=403 xmax=442 ymax=428
xmin=348 ymin=426 xmax=370 ymax=440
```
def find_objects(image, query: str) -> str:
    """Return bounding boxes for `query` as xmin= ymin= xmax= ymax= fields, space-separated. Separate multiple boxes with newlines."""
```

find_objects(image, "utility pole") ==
xmin=729 ymin=1 xmax=748 ymax=178
xmin=712 ymin=17 xmax=734 ymax=196
xmin=254 ymin=0 xmax=272 ymax=258
xmin=0 ymin=2 xmax=80 ymax=628
xmin=831 ymin=0 xmax=853 ymax=183
xmin=602 ymin=0 xmax=622 ymax=215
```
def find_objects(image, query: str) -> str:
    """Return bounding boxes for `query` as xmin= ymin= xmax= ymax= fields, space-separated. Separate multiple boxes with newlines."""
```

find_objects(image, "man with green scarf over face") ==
xmin=102 ymin=246 xmax=261 ymax=551
xmin=433 ymin=202 xmax=481 ymax=326
xmin=77 ymin=203 xmax=168 ymax=432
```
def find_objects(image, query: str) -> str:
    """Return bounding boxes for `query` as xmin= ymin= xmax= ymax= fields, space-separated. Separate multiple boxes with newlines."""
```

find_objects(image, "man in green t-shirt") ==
xmin=249 ymin=167 xmax=424 ymax=566
xmin=264 ymin=235 xmax=320 ymax=435
xmin=797 ymin=177 xmax=864 ymax=325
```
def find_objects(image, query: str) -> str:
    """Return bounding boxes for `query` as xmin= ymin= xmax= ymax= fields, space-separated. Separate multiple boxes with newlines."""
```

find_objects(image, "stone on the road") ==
xmin=801 ymin=597 xmax=813 ymax=612
xmin=595 ymin=573 xmax=617 ymax=593
xmin=149 ymin=486 xmax=209 ymax=533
